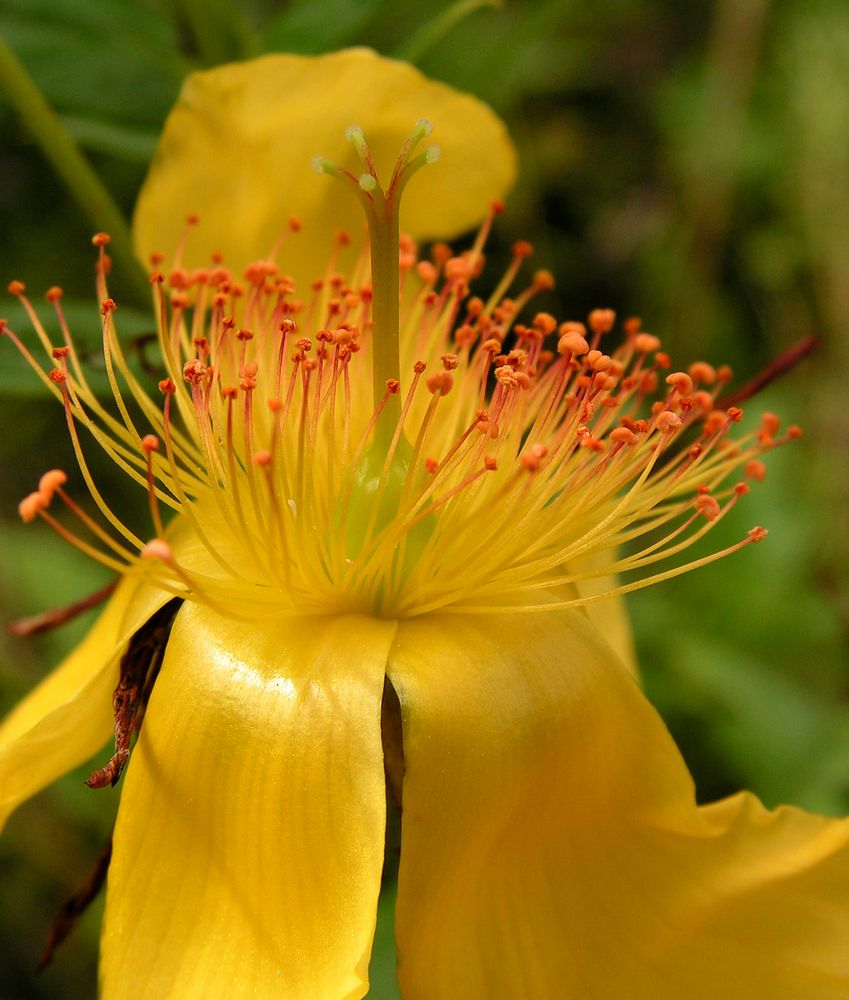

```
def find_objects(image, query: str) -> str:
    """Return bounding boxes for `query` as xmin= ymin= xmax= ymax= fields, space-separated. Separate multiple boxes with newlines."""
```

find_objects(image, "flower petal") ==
xmin=0 ymin=577 xmax=171 ymax=830
xmin=100 ymin=602 xmax=397 ymax=999
xmin=133 ymin=49 xmax=517 ymax=281
xmin=388 ymin=607 xmax=849 ymax=999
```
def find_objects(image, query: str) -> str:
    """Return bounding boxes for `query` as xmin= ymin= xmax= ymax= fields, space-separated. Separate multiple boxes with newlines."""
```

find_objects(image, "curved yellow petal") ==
xmin=101 ymin=602 xmax=397 ymax=1000
xmin=133 ymin=49 xmax=517 ymax=281
xmin=388 ymin=608 xmax=849 ymax=999
xmin=569 ymin=547 xmax=638 ymax=676
xmin=0 ymin=576 xmax=171 ymax=830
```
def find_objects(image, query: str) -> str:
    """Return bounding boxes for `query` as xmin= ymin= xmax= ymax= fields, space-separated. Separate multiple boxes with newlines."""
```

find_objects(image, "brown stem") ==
xmin=7 ymin=579 xmax=118 ymax=638
xmin=716 ymin=335 xmax=820 ymax=408
xmin=38 ymin=834 xmax=113 ymax=972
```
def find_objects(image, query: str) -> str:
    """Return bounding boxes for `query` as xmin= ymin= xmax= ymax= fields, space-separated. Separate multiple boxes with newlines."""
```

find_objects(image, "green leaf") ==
xmin=0 ymin=0 xmax=186 ymax=125
xmin=260 ymin=0 xmax=386 ymax=52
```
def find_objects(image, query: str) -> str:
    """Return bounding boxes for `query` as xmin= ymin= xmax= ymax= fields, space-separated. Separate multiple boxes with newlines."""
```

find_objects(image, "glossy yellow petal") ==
xmin=133 ymin=49 xmax=517 ymax=281
xmin=388 ymin=608 xmax=849 ymax=1000
xmin=101 ymin=602 xmax=397 ymax=999
xmin=0 ymin=577 xmax=171 ymax=830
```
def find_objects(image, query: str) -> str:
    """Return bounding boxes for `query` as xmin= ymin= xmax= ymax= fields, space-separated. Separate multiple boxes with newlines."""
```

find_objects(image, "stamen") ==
xmin=5 ymin=158 xmax=795 ymax=622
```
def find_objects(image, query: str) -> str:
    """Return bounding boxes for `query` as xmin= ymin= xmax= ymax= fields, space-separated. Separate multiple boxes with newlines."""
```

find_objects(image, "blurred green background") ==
xmin=1 ymin=0 xmax=848 ymax=996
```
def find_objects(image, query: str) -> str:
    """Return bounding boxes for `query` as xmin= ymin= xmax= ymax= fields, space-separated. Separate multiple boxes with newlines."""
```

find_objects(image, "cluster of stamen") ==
xmin=2 ymin=134 xmax=798 ymax=620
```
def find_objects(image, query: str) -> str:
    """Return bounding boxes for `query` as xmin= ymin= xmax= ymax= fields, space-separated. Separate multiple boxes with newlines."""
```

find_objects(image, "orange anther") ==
xmin=634 ymin=333 xmax=660 ymax=353
xmin=494 ymin=366 xmax=519 ymax=389
xmin=655 ymin=351 xmax=671 ymax=369
xmin=444 ymin=257 xmax=472 ymax=282
xmin=666 ymin=371 xmax=693 ymax=395
xmin=45 ymin=286 xmax=63 ymax=302
xmin=386 ymin=379 xmax=400 ymax=394
xmin=748 ymin=525 xmax=768 ymax=543
xmin=253 ymin=451 xmax=272 ymax=467
xmin=521 ymin=443 xmax=548 ymax=471
xmin=91 ymin=233 xmax=111 ymax=247
xmin=455 ymin=324 xmax=476 ymax=349
xmin=441 ymin=353 xmax=459 ymax=371
xmin=7 ymin=280 xmax=25 ymax=296
xmin=484 ymin=455 xmax=498 ymax=471
xmin=142 ymin=539 xmax=173 ymax=563
xmin=424 ymin=457 xmax=439 ymax=474
xmin=183 ymin=360 xmax=207 ymax=385
xmin=533 ymin=312 xmax=558 ymax=335
xmin=100 ymin=298 xmax=117 ymax=316
xmin=237 ymin=328 xmax=254 ymax=342
xmin=141 ymin=434 xmax=159 ymax=454
xmin=623 ymin=316 xmax=642 ymax=335
xmin=532 ymin=270 xmax=555 ymax=291
xmin=745 ymin=459 xmax=766 ymax=481
xmin=38 ymin=469 xmax=67 ymax=501
xmin=727 ymin=406 xmax=744 ymax=422
xmin=185 ymin=213 xmax=199 ymax=226
xmin=695 ymin=494 xmax=721 ymax=520
xmin=513 ymin=240 xmax=533 ymax=259
xmin=689 ymin=361 xmax=716 ymax=385
xmin=18 ymin=491 xmax=46 ymax=523
xmin=159 ymin=377 xmax=176 ymax=395
xmin=417 ymin=261 xmax=437 ymax=284
xmin=734 ymin=482 xmax=750 ymax=496
xmin=588 ymin=308 xmax=616 ymax=335
xmin=558 ymin=331 xmax=589 ymax=357
xmin=656 ymin=410 xmax=682 ymax=434
xmin=610 ymin=427 xmax=636 ymax=446
xmin=787 ymin=425 xmax=802 ymax=439
xmin=761 ymin=412 xmax=780 ymax=436
xmin=426 ymin=371 xmax=454 ymax=396
xmin=48 ymin=368 xmax=66 ymax=384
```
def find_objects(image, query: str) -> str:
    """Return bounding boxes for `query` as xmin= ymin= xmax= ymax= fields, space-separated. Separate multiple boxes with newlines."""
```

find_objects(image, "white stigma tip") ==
xmin=359 ymin=173 xmax=378 ymax=192
xmin=345 ymin=125 xmax=368 ymax=158
xmin=425 ymin=144 xmax=441 ymax=164
xmin=416 ymin=118 xmax=433 ymax=136
xmin=312 ymin=156 xmax=327 ymax=175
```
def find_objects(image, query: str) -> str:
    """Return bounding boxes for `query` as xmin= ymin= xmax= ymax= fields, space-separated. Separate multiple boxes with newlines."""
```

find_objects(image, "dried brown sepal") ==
xmin=85 ymin=599 xmax=180 ymax=789
xmin=381 ymin=676 xmax=405 ymax=813
xmin=37 ymin=834 xmax=113 ymax=972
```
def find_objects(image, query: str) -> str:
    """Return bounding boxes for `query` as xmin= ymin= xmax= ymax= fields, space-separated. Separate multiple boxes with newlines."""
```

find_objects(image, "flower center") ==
xmin=3 ymin=125 xmax=798 ymax=621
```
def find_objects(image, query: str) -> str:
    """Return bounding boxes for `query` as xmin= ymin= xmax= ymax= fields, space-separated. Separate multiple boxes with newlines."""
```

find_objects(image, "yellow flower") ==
xmin=3 ymin=49 xmax=849 ymax=1000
